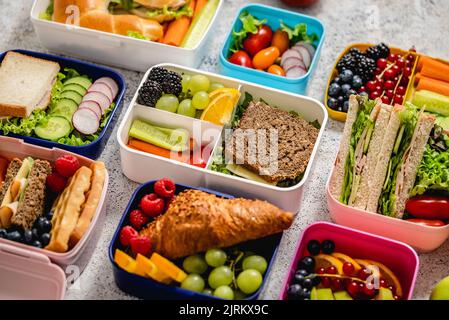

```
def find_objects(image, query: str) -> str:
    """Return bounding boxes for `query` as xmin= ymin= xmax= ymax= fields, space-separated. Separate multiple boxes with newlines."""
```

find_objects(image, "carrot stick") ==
xmin=162 ymin=0 xmax=196 ymax=46
xmin=420 ymin=57 xmax=449 ymax=83
xmin=193 ymin=0 xmax=208 ymax=19
xmin=128 ymin=139 xmax=191 ymax=162
xmin=417 ymin=76 xmax=449 ymax=97
xmin=0 ymin=158 xmax=8 ymax=184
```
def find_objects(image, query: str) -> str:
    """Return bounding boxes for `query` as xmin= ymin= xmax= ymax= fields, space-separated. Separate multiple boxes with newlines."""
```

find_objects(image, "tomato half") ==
xmin=405 ymin=195 xmax=449 ymax=220
xmin=228 ymin=50 xmax=253 ymax=68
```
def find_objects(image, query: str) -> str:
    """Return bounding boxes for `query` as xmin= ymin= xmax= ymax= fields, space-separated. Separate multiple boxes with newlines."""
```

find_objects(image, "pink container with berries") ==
xmin=0 ymin=136 xmax=109 ymax=299
xmin=279 ymin=222 xmax=419 ymax=300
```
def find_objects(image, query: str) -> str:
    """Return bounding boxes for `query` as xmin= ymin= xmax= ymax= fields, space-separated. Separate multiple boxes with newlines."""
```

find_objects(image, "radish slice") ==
xmin=73 ymin=109 xmax=100 ymax=135
xmin=282 ymin=57 xmax=306 ymax=71
xmin=78 ymin=101 xmax=102 ymax=120
xmin=293 ymin=45 xmax=311 ymax=69
xmin=281 ymin=49 xmax=302 ymax=66
xmin=83 ymin=92 xmax=111 ymax=114
xmin=88 ymin=83 xmax=114 ymax=102
xmin=95 ymin=77 xmax=118 ymax=98
xmin=286 ymin=66 xmax=307 ymax=79
xmin=296 ymin=41 xmax=316 ymax=59
xmin=78 ymin=107 xmax=100 ymax=122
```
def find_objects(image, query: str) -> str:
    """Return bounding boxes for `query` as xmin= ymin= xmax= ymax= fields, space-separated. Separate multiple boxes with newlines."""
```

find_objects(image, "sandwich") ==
xmin=0 ymin=52 xmax=60 ymax=118
xmin=0 ymin=157 xmax=52 ymax=229
xmin=116 ymin=0 xmax=193 ymax=23
xmin=331 ymin=94 xmax=436 ymax=218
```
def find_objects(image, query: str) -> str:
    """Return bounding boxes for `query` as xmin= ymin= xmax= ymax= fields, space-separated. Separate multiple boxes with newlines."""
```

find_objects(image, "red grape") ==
xmin=396 ymin=86 xmax=406 ymax=95
xmin=377 ymin=58 xmax=388 ymax=69
xmin=367 ymin=80 xmax=377 ymax=92
xmin=369 ymin=91 xmax=381 ymax=100
xmin=384 ymin=80 xmax=395 ymax=90
xmin=326 ymin=266 xmax=337 ymax=275
xmin=343 ymin=262 xmax=355 ymax=276
xmin=388 ymin=53 xmax=397 ymax=62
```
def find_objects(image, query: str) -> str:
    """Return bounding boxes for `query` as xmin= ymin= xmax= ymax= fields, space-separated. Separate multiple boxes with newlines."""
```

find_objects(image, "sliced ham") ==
xmin=72 ymin=108 xmax=100 ymax=135
xmin=78 ymin=101 xmax=102 ymax=120
xmin=83 ymin=91 xmax=111 ymax=114
xmin=88 ymin=83 xmax=114 ymax=102
xmin=95 ymin=77 xmax=119 ymax=98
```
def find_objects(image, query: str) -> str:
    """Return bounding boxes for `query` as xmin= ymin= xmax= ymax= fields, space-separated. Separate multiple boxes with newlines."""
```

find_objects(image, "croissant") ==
xmin=140 ymin=190 xmax=294 ymax=259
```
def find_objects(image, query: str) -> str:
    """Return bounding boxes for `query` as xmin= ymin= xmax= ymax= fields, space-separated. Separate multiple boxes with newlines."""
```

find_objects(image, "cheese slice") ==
xmin=226 ymin=163 xmax=277 ymax=186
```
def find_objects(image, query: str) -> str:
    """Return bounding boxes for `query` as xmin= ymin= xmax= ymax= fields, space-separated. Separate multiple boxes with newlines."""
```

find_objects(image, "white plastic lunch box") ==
xmin=0 ymin=136 xmax=109 ymax=300
xmin=30 ymin=0 xmax=223 ymax=72
xmin=117 ymin=64 xmax=327 ymax=213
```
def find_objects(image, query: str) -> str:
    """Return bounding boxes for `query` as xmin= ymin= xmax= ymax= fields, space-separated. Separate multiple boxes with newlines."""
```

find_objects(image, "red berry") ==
xmin=375 ymin=78 xmax=384 ymax=87
xmin=343 ymin=262 xmax=355 ymax=275
xmin=388 ymin=285 xmax=397 ymax=295
xmin=393 ymin=76 xmax=399 ymax=82
xmin=321 ymin=277 xmax=331 ymax=288
xmin=394 ymin=94 xmax=403 ymax=104
xmin=375 ymin=85 xmax=383 ymax=92
xmin=140 ymin=193 xmax=165 ymax=217
xmin=316 ymin=267 xmax=326 ymax=275
xmin=347 ymin=281 xmax=359 ymax=298
xmin=384 ymin=80 xmax=395 ymax=90
xmin=409 ymin=47 xmax=416 ymax=53
xmin=362 ymin=283 xmax=376 ymax=298
xmin=396 ymin=86 xmax=406 ymax=95
xmin=379 ymin=278 xmax=388 ymax=288
xmin=154 ymin=178 xmax=176 ymax=198
xmin=386 ymin=89 xmax=395 ymax=99
xmin=331 ymin=278 xmax=343 ymax=291
xmin=388 ymin=53 xmax=397 ymax=62
xmin=54 ymin=155 xmax=80 ymax=178
xmin=407 ymin=53 xmax=415 ymax=62
xmin=358 ymin=86 xmax=366 ymax=93
xmin=405 ymin=59 xmax=412 ymax=67
xmin=394 ymin=295 xmax=401 ymax=300
xmin=403 ymin=67 xmax=412 ymax=77
xmin=369 ymin=91 xmax=381 ymax=100
xmin=384 ymin=69 xmax=395 ymax=79
xmin=119 ymin=226 xmax=138 ymax=246
xmin=130 ymin=236 xmax=152 ymax=256
xmin=396 ymin=58 xmax=405 ymax=68
xmin=358 ymin=268 xmax=371 ymax=281
xmin=381 ymin=95 xmax=390 ymax=104
xmin=400 ymin=76 xmax=410 ymax=86
xmin=46 ymin=172 xmax=68 ymax=193
xmin=377 ymin=58 xmax=388 ymax=69
xmin=392 ymin=65 xmax=400 ymax=75
xmin=129 ymin=209 xmax=149 ymax=230
xmin=367 ymin=80 xmax=377 ymax=92
xmin=374 ymin=67 xmax=382 ymax=75
xmin=326 ymin=266 xmax=337 ymax=274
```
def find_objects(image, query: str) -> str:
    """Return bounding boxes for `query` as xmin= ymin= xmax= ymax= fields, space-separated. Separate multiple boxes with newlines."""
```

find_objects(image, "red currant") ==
xmin=379 ymin=278 xmax=388 ymax=288
xmin=362 ymin=283 xmax=376 ymax=299
xmin=403 ymin=67 xmax=412 ymax=77
xmin=375 ymin=85 xmax=383 ymax=92
xmin=388 ymin=53 xmax=397 ymax=62
xmin=374 ymin=67 xmax=382 ymax=75
xmin=343 ymin=262 xmax=355 ymax=276
xmin=381 ymin=95 xmax=390 ymax=104
xmin=358 ymin=268 xmax=371 ymax=281
xmin=396 ymin=86 xmax=406 ymax=95
xmin=388 ymin=285 xmax=397 ymax=295
xmin=407 ymin=53 xmax=415 ymax=61
xmin=394 ymin=295 xmax=401 ymax=300
xmin=400 ymin=76 xmax=410 ymax=86
xmin=331 ymin=278 xmax=344 ymax=291
xmin=405 ymin=59 xmax=412 ymax=67
xmin=317 ymin=267 xmax=326 ymax=275
xmin=321 ymin=277 xmax=331 ymax=288
xmin=347 ymin=281 xmax=359 ymax=298
xmin=409 ymin=47 xmax=416 ymax=53
xmin=386 ymin=89 xmax=395 ymax=99
xmin=392 ymin=65 xmax=400 ymax=75
xmin=384 ymin=69 xmax=395 ymax=79
xmin=369 ymin=91 xmax=381 ymax=100
xmin=396 ymin=58 xmax=405 ymax=68
xmin=358 ymin=86 xmax=366 ymax=93
xmin=384 ymin=80 xmax=395 ymax=90
xmin=367 ymin=80 xmax=377 ymax=92
xmin=326 ymin=266 xmax=337 ymax=275
xmin=394 ymin=94 xmax=403 ymax=104
xmin=377 ymin=58 xmax=388 ymax=69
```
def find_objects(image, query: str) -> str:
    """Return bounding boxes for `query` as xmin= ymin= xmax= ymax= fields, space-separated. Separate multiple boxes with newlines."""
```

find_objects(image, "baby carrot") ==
xmin=193 ymin=0 xmax=208 ymax=19
xmin=416 ymin=76 xmax=449 ymax=97
xmin=162 ymin=0 xmax=196 ymax=46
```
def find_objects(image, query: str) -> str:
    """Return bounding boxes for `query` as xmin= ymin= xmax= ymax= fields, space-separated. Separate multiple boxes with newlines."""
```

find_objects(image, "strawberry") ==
xmin=140 ymin=193 xmax=165 ymax=217
xmin=130 ymin=236 xmax=152 ymax=256
xmin=154 ymin=178 xmax=176 ymax=198
xmin=119 ymin=226 xmax=138 ymax=246
xmin=129 ymin=209 xmax=148 ymax=230
xmin=55 ymin=155 xmax=80 ymax=178
xmin=46 ymin=172 xmax=68 ymax=193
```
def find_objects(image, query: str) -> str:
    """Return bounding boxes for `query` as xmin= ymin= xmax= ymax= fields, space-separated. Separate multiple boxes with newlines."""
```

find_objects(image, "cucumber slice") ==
xmin=51 ymin=98 xmax=78 ymax=121
xmin=60 ymin=91 xmax=83 ymax=105
xmin=62 ymin=84 xmax=87 ymax=96
xmin=64 ymin=76 xmax=92 ymax=90
xmin=35 ymin=116 xmax=72 ymax=141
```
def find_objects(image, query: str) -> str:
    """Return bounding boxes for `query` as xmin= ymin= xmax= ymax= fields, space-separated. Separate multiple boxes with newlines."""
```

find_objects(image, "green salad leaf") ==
xmin=280 ymin=21 xmax=318 ymax=45
xmin=127 ymin=31 xmax=149 ymax=41
xmin=230 ymin=11 xmax=267 ymax=53
xmin=146 ymin=4 xmax=193 ymax=20
xmin=0 ymin=109 xmax=47 ymax=136
xmin=39 ymin=0 xmax=54 ymax=21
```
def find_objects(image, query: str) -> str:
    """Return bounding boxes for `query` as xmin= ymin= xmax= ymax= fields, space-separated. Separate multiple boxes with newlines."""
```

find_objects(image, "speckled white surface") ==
xmin=1 ymin=0 xmax=449 ymax=300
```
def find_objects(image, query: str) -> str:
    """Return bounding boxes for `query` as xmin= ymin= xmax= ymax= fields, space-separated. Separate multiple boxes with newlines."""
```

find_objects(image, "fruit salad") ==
xmin=286 ymin=239 xmax=403 ymax=300
xmin=227 ymin=11 xmax=318 ymax=78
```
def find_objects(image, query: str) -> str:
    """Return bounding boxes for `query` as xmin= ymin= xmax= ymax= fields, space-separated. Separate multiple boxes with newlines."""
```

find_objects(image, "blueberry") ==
xmin=345 ymin=89 xmax=357 ymax=99
xmin=300 ymin=288 xmax=311 ymax=300
xmin=303 ymin=278 xmax=313 ymax=289
xmin=307 ymin=240 xmax=321 ymax=256
xmin=312 ymin=275 xmax=321 ymax=286
xmin=343 ymin=100 xmax=350 ymax=112
xmin=333 ymin=76 xmax=342 ymax=84
xmin=32 ymin=228 xmax=39 ymax=240
xmin=328 ymin=83 xmax=341 ymax=97
xmin=37 ymin=217 xmax=51 ymax=233
xmin=35 ymin=217 xmax=46 ymax=229
xmin=293 ymin=273 xmax=305 ymax=286
xmin=321 ymin=240 xmax=336 ymax=254
xmin=7 ymin=231 xmax=22 ymax=242
xmin=340 ymin=69 xmax=354 ymax=83
xmin=287 ymin=284 xmax=302 ymax=300
xmin=31 ymin=240 xmax=42 ymax=248
xmin=352 ymin=75 xmax=364 ymax=89
xmin=24 ymin=230 xmax=33 ymax=244
xmin=341 ymin=83 xmax=352 ymax=95
xmin=298 ymin=256 xmax=315 ymax=273
xmin=327 ymin=97 xmax=338 ymax=110
xmin=46 ymin=211 xmax=54 ymax=221
xmin=40 ymin=233 xmax=51 ymax=246
xmin=337 ymin=96 xmax=345 ymax=108
xmin=0 ymin=228 xmax=7 ymax=239
xmin=337 ymin=106 xmax=343 ymax=112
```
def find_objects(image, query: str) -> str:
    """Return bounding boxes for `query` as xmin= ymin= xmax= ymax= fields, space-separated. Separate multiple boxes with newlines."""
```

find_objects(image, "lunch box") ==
xmin=219 ymin=4 xmax=325 ymax=95
xmin=108 ymin=180 xmax=282 ymax=300
xmin=31 ymin=0 xmax=223 ymax=72
xmin=117 ymin=63 xmax=327 ymax=213
xmin=279 ymin=222 xmax=419 ymax=300
xmin=0 ymin=136 xmax=109 ymax=299
xmin=0 ymin=49 xmax=126 ymax=159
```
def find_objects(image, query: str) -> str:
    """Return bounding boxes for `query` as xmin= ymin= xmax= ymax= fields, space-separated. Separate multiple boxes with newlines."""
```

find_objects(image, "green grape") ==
xmin=155 ymin=94 xmax=179 ymax=113
xmin=192 ymin=91 xmax=210 ymax=110
xmin=208 ymin=82 xmax=224 ymax=92
xmin=177 ymin=99 xmax=196 ymax=118
xmin=208 ymin=266 xmax=233 ymax=289
xmin=242 ymin=255 xmax=268 ymax=275
xmin=233 ymin=290 xmax=247 ymax=300
xmin=236 ymin=269 xmax=262 ymax=295
xmin=205 ymin=248 xmax=227 ymax=267
xmin=189 ymin=74 xmax=210 ymax=93
xmin=182 ymin=74 xmax=191 ymax=93
xmin=213 ymin=285 xmax=234 ymax=300
xmin=181 ymin=274 xmax=205 ymax=293
xmin=182 ymin=254 xmax=208 ymax=274
xmin=202 ymin=288 xmax=213 ymax=295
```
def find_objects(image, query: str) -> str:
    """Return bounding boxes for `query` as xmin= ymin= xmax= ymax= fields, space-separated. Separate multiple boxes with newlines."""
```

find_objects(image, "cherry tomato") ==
xmin=267 ymin=64 xmax=286 ymax=76
xmin=228 ymin=50 xmax=253 ymax=68
xmin=406 ymin=219 xmax=446 ymax=227
xmin=252 ymin=46 xmax=280 ymax=70
xmin=271 ymin=29 xmax=290 ymax=54
xmin=405 ymin=195 xmax=449 ymax=220
xmin=243 ymin=25 xmax=273 ymax=57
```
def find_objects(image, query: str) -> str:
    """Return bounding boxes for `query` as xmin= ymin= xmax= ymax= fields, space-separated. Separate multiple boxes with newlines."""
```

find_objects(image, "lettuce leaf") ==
xmin=146 ymin=4 xmax=193 ymax=20
xmin=230 ymin=11 xmax=267 ymax=53
xmin=127 ymin=31 xmax=149 ymax=41
xmin=0 ymin=109 xmax=47 ymax=136
xmin=39 ymin=0 xmax=54 ymax=21
xmin=280 ymin=21 xmax=319 ymax=45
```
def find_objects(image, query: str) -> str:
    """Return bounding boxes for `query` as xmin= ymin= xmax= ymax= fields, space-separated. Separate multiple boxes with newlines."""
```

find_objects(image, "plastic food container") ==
xmin=0 ymin=136 xmax=109 ymax=300
xmin=219 ymin=4 xmax=325 ymax=95
xmin=324 ymin=43 xmax=418 ymax=121
xmin=108 ymin=180 xmax=282 ymax=300
xmin=279 ymin=222 xmax=419 ymax=300
xmin=31 ymin=0 xmax=223 ymax=72
xmin=117 ymin=63 xmax=327 ymax=213
xmin=0 ymin=49 xmax=126 ymax=159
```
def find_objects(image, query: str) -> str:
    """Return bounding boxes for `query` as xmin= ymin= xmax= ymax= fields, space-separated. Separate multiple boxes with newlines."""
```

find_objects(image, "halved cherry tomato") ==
xmin=243 ymin=25 xmax=273 ymax=57
xmin=405 ymin=195 xmax=449 ymax=220
xmin=271 ymin=29 xmax=290 ymax=54
xmin=252 ymin=46 xmax=280 ymax=70
xmin=406 ymin=219 xmax=446 ymax=227
xmin=267 ymin=64 xmax=286 ymax=76
xmin=229 ymin=50 xmax=253 ymax=68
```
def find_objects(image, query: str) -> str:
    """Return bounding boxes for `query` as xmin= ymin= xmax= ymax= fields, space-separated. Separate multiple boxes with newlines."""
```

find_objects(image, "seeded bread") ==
xmin=0 ymin=158 xmax=22 ymax=203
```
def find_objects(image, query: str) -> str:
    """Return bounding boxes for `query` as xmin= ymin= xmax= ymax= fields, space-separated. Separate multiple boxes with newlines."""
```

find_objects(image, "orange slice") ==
xmin=136 ymin=254 xmax=172 ymax=284
xmin=315 ymin=254 xmax=344 ymax=274
xmin=332 ymin=252 xmax=362 ymax=273
xmin=363 ymin=259 xmax=403 ymax=297
xmin=114 ymin=249 xmax=137 ymax=274
xmin=208 ymin=88 xmax=239 ymax=100
xmin=201 ymin=90 xmax=241 ymax=126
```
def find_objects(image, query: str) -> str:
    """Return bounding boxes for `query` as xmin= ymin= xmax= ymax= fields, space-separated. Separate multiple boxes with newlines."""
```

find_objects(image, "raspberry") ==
xmin=55 ymin=155 xmax=80 ymax=178
xmin=154 ymin=178 xmax=176 ymax=198
xmin=140 ymin=193 xmax=165 ymax=217
xmin=119 ymin=226 xmax=138 ymax=246
xmin=129 ymin=209 xmax=148 ymax=230
xmin=46 ymin=172 xmax=68 ymax=193
xmin=130 ymin=236 xmax=152 ymax=256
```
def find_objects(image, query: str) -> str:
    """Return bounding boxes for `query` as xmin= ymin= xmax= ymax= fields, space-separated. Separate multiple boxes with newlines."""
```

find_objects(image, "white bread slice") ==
xmin=0 ymin=52 xmax=60 ymax=118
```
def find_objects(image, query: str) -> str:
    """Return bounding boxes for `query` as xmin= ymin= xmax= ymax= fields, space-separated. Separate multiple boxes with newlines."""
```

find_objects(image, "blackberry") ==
xmin=366 ymin=43 xmax=390 ymax=60
xmin=162 ymin=70 xmax=182 ymax=96
xmin=148 ymin=67 xmax=169 ymax=84
xmin=137 ymin=80 xmax=163 ymax=107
